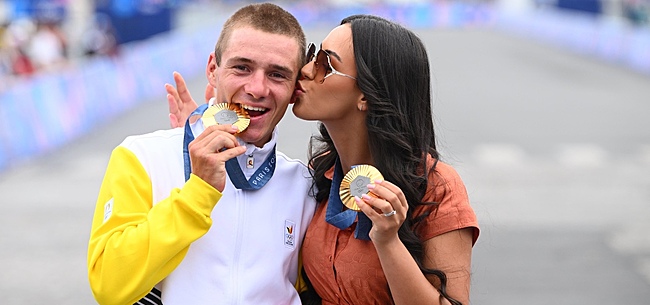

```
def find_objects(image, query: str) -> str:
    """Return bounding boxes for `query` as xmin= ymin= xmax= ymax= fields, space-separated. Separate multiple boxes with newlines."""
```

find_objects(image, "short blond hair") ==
xmin=214 ymin=3 xmax=306 ymax=68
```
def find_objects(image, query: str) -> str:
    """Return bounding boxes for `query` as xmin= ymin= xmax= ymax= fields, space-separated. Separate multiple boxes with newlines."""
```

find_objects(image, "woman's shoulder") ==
xmin=420 ymin=157 xmax=471 ymax=213
xmin=426 ymin=158 xmax=465 ymax=190
xmin=417 ymin=157 xmax=479 ymax=243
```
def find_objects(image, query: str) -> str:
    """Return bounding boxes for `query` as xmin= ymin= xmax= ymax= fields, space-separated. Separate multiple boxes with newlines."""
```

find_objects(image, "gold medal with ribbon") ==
xmin=339 ymin=164 xmax=384 ymax=211
xmin=201 ymin=103 xmax=250 ymax=133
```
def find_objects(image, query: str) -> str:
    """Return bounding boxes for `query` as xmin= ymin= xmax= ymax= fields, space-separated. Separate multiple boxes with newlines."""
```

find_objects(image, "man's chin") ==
xmin=237 ymin=131 xmax=253 ymax=144
xmin=238 ymin=129 xmax=270 ymax=147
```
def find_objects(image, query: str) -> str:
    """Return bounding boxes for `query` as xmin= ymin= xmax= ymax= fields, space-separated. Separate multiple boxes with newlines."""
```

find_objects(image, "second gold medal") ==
xmin=339 ymin=164 xmax=384 ymax=211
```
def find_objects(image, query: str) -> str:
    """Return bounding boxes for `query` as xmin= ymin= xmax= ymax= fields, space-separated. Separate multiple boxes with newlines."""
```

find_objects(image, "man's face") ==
xmin=207 ymin=26 xmax=301 ymax=147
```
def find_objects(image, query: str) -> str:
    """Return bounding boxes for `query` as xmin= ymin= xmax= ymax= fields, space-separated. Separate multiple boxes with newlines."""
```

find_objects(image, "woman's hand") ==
xmin=354 ymin=180 xmax=408 ymax=244
xmin=165 ymin=71 xmax=214 ymax=128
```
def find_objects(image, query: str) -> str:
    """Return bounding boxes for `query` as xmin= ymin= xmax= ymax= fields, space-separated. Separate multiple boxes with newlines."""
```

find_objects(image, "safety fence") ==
xmin=0 ymin=2 xmax=648 ymax=173
xmin=496 ymin=8 xmax=650 ymax=76
xmin=0 ymin=27 xmax=214 ymax=172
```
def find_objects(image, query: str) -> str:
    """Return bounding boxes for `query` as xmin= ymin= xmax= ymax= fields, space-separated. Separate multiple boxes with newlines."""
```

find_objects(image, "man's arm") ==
xmin=87 ymin=146 xmax=222 ymax=305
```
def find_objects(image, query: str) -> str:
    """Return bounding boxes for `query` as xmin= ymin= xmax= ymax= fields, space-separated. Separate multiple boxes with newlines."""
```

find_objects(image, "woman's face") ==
xmin=292 ymin=24 xmax=363 ymax=122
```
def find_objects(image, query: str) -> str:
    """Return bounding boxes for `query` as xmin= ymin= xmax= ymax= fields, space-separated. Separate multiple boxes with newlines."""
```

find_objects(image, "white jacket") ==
xmin=160 ymin=122 xmax=316 ymax=304
xmin=91 ymin=117 xmax=316 ymax=304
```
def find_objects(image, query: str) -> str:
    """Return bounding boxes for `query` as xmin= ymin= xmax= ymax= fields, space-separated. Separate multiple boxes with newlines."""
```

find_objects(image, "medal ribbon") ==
xmin=182 ymin=104 xmax=276 ymax=190
xmin=325 ymin=159 xmax=372 ymax=240
xmin=224 ymin=151 xmax=275 ymax=190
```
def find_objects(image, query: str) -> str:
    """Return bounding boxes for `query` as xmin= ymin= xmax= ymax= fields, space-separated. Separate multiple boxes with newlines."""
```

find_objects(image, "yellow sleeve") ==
xmin=87 ymin=146 xmax=222 ymax=305
xmin=294 ymin=248 xmax=307 ymax=293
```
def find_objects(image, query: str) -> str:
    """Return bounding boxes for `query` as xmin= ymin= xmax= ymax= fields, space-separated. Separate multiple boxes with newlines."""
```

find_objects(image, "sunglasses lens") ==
xmin=306 ymin=44 xmax=356 ymax=83
xmin=306 ymin=43 xmax=316 ymax=63
xmin=314 ymin=50 xmax=331 ymax=83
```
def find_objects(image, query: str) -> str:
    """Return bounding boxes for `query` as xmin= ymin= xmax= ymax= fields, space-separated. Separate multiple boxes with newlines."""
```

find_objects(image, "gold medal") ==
xmin=201 ymin=103 xmax=250 ymax=133
xmin=339 ymin=164 xmax=384 ymax=211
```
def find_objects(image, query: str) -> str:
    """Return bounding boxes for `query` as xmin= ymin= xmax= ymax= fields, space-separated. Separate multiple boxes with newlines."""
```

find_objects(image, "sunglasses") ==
xmin=306 ymin=42 xmax=356 ymax=84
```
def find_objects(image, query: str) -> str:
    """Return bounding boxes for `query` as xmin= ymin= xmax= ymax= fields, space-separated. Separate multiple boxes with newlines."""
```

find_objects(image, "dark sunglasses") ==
xmin=306 ymin=42 xmax=356 ymax=84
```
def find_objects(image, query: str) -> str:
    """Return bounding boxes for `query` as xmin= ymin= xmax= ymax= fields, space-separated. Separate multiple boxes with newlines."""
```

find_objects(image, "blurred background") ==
xmin=0 ymin=0 xmax=649 ymax=304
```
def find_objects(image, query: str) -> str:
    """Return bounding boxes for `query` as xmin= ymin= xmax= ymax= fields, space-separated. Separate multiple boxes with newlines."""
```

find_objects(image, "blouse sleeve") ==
xmin=413 ymin=160 xmax=480 ymax=245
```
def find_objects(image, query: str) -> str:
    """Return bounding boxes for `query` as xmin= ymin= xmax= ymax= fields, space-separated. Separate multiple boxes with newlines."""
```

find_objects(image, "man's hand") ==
xmin=188 ymin=124 xmax=246 ymax=192
xmin=165 ymin=71 xmax=213 ymax=128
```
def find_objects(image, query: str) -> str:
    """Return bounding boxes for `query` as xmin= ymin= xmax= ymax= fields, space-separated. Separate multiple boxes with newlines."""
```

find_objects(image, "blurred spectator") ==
xmin=623 ymin=0 xmax=649 ymax=26
xmin=26 ymin=19 xmax=67 ymax=71
xmin=0 ymin=22 xmax=11 ymax=75
xmin=2 ymin=18 xmax=37 ymax=77
xmin=81 ymin=13 xmax=118 ymax=57
xmin=10 ymin=47 xmax=35 ymax=76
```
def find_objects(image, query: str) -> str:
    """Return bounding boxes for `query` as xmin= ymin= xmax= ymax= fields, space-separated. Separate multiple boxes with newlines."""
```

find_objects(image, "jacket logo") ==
xmin=103 ymin=198 xmax=114 ymax=223
xmin=285 ymin=220 xmax=296 ymax=249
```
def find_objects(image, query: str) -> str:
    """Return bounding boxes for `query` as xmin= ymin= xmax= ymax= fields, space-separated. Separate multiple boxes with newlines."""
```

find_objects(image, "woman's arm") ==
xmin=366 ymin=221 xmax=474 ymax=304
xmin=356 ymin=177 xmax=476 ymax=305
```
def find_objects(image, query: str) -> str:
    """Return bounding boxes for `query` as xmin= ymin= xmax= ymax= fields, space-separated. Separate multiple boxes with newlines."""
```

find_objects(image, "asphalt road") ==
xmin=1 ymin=25 xmax=649 ymax=305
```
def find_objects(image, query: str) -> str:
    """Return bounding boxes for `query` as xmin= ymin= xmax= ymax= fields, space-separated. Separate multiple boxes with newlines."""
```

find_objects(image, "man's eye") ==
xmin=270 ymin=72 xmax=288 ymax=79
xmin=233 ymin=65 xmax=248 ymax=71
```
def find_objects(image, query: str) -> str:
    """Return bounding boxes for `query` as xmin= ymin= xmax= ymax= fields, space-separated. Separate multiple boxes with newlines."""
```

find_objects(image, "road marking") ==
xmin=640 ymin=145 xmax=650 ymax=166
xmin=469 ymin=143 xmax=650 ymax=170
xmin=639 ymin=258 xmax=650 ymax=286
xmin=608 ymin=222 xmax=650 ymax=255
xmin=556 ymin=144 xmax=608 ymax=168
xmin=474 ymin=143 xmax=526 ymax=167
xmin=608 ymin=222 xmax=650 ymax=286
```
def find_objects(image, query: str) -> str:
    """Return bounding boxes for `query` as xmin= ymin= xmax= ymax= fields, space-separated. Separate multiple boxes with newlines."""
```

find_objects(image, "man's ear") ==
xmin=206 ymin=52 xmax=218 ymax=88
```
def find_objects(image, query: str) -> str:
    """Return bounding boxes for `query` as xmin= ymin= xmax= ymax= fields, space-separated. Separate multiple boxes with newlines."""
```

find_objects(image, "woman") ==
xmin=293 ymin=15 xmax=478 ymax=305
xmin=167 ymin=15 xmax=479 ymax=305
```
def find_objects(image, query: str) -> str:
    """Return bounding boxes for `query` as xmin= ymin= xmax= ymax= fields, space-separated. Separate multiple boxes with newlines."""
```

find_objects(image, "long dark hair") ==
xmin=303 ymin=15 xmax=462 ymax=305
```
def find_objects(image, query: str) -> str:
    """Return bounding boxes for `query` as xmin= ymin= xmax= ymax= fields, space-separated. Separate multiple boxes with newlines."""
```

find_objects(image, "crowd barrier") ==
xmin=0 ymin=2 xmax=493 ymax=173
xmin=496 ymin=8 xmax=650 ymax=76
xmin=0 ymin=25 xmax=215 ymax=172
xmin=0 ymin=2 xmax=647 ymax=173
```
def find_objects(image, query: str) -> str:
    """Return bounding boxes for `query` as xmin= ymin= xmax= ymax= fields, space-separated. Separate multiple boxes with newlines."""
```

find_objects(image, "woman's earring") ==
xmin=358 ymin=104 xmax=365 ymax=111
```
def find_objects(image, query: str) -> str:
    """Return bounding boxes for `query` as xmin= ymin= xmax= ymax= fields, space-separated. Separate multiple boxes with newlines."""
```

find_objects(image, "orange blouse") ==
xmin=302 ymin=159 xmax=479 ymax=305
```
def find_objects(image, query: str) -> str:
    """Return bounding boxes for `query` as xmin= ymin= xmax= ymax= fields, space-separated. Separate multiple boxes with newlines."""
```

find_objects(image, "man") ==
xmin=87 ymin=3 xmax=316 ymax=305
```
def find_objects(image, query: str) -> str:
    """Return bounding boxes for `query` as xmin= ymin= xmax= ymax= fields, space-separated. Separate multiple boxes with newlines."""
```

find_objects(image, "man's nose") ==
xmin=245 ymin=71 xmax=270 ymax=99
